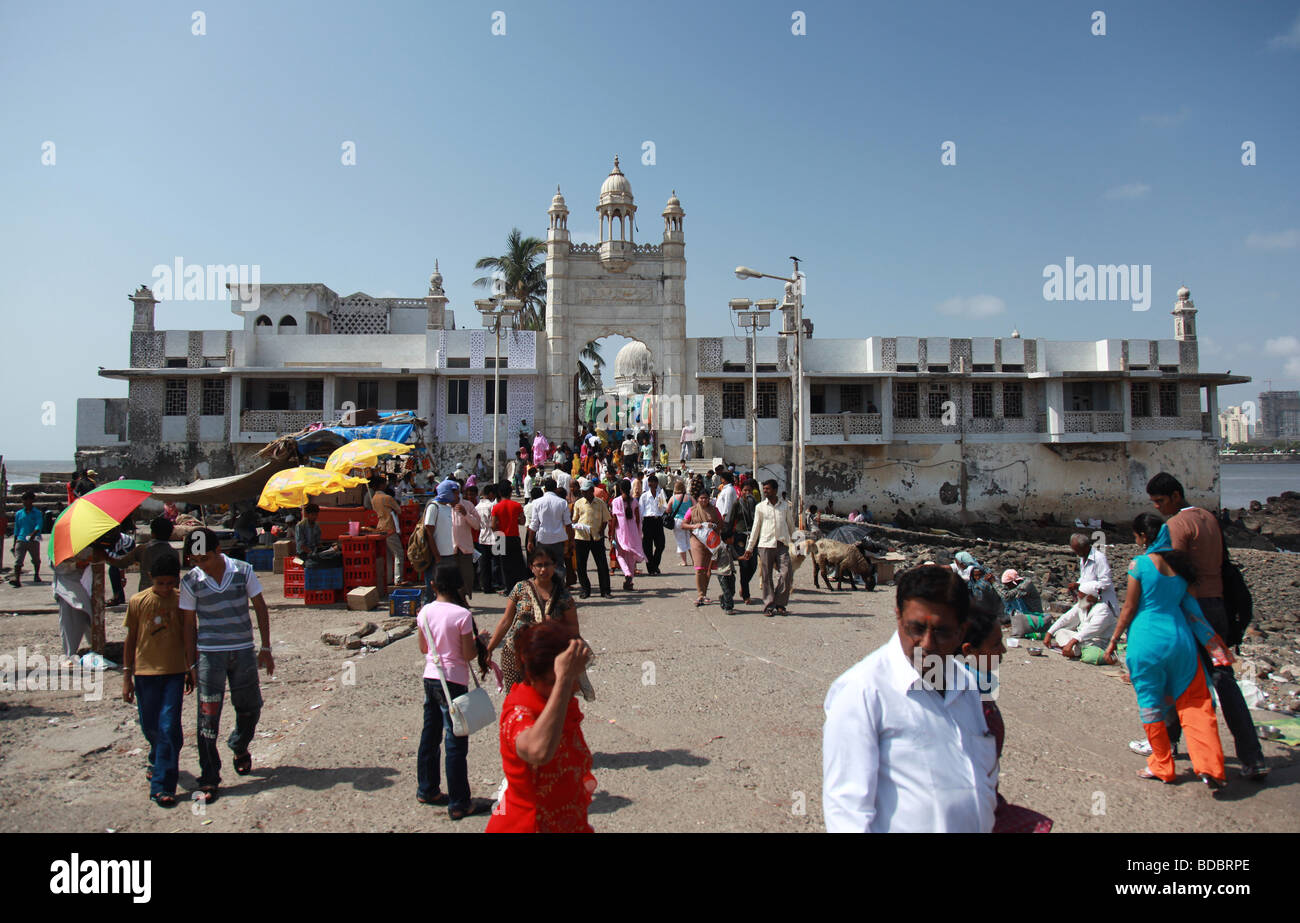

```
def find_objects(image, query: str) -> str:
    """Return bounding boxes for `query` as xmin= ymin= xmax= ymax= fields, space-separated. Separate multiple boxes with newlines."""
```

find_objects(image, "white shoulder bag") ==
xmin=421 ymin=613 xmax=496 ymax=737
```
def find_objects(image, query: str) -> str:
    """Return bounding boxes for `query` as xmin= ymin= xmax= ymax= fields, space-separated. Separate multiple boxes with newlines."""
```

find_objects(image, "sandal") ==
xmin=196 ymin=786 xmax=219 ymax=804
xmin=694 ymin=597 xmax=705 ymax=607
xmin=448 ymin=802 xmax=489 ymax=821
xmin=233 ymin=752 xmax=253 ymax=776
xmin=150 ymin=792 xmax=177 ymax=808
xmin=417 ymin=792 xmax=450 ymax=806
xmin=1136 ymin=767 xmax=1172 ymax=783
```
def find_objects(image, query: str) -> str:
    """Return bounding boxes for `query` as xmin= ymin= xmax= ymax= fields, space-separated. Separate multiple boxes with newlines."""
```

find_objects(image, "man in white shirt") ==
xmin=638 ymin=473 xmax=667 ymax=575
xmin=620 ymin=435 xmax=639 ymax=476
xmin=474 ymin=483 xmax=500 ymax=594
xmin=527 ymin=478 xmax=574 ymax=580
xmin=823 ymin=565 xmax=997 ymax=833
xmin=554 ymin=465 xmax=573 ymax=494
xmin=1044 ymin=579 xmax=1116 ymax=661
xmin=680 ymin=422 xmax=695 ymax=463
xmin=1068 ymin=533 xmax=1120 ymax=615
xmin=740 ymin=479 xmax=795 ymax=616
xmin=421 ymin=479 xmax=460 ymax=602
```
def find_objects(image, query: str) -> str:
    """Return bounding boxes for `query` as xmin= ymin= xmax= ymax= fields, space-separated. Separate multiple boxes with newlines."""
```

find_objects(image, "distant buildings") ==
xmin=1218 ymin=405 xmax=1253 ymax=445
xmin=1258 ymin=390 xmax=1300 ymax=442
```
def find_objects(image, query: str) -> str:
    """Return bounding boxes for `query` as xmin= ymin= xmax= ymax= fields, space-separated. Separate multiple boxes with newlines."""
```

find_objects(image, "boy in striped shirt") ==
xmin=180 ymin=529 xmax=274 ymax=802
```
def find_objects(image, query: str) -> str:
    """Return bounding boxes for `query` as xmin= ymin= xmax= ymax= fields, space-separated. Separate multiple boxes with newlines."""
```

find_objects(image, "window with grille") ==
xmin=165 ymin=379 xmax=187 ymax=416
xmin=1003 ymin=383 xmax=1024 ymax=418
xmin=306 ymin=380 xmax=323 ymax=411
xmin=485 ymin=378 xmax=508 ymax=414
xmin=485 ymin=357 xmax=508 ymax=369
xmin=447 ymin=357 xmax=470 ymax=368
xmin=810 ymin=384 xmax=826 ymax=415
xmin=972 ymin=382 xmax=993 ymax=418
xmin=722 ymin=382 xmax=746 ymax=419
xmin=757 ymin=381 xmax=777 ymax=418
xmin=1158 ymin=382 xmax=1178 ymax=417
xmin=166 ymin=358 xmax=187 ymax=368
xmin=1131 ymin=383 xmax=1151 ymax=417
xmin=840 ymin=384 xmax=864 ymax=413
xmin=201 ymin=379 xmax=225 ymax=416
xmin=927 ymin=382 xmax=950 ymax=418
xmin=447 ymin=378 xmax=469 ymax=415
xmin=895 ymin=382 xmax=919 ymax=418
xmin=357 ymin=380 xmax=379 ymax=409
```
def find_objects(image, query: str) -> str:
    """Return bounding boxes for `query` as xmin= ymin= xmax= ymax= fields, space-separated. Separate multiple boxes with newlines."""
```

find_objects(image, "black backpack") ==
xmin=1219 ymin=536 xmax=1253 ymax=649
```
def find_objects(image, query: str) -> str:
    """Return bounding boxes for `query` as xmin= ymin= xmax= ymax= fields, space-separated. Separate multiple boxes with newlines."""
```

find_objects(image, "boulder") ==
xmin=321 ymin=622 xmax=378 ymax=647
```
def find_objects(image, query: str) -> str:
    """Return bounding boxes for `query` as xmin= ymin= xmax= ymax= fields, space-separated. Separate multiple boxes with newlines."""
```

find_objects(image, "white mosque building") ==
xmin=77 ymin=158 xmax=1247 ymax=523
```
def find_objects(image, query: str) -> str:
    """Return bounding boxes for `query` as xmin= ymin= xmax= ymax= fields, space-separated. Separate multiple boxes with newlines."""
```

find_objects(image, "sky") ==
xmin=1 ymin=0 xmax=1298 ymax=460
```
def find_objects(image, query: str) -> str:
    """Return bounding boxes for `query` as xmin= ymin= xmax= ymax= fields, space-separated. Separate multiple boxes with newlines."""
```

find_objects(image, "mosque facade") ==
xmin=76 ymin=159 xmax=1248 ymax=523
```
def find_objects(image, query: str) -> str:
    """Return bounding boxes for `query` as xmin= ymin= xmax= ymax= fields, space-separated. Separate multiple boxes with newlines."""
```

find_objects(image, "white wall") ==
xmin=250 ymin=334 xmax=430 ymax=369
xmin=198 ymin=416 xmax=225 ymax=441
xmin=76 ymin=398 xmax=128 ymax=447
xmin=161 ymin=416 xmax=186 ymax=442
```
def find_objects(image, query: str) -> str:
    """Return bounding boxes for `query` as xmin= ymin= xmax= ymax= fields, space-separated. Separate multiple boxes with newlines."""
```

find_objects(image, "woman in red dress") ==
xmin=485 ymin=620 xmax=596 ymax=833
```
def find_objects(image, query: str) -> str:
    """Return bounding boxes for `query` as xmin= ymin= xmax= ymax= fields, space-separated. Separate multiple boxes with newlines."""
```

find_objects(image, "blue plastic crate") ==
xmin=246 ymin=547 xmax=274 ymax=572
xmin=304 ymin=566 xmax=343 ymax=591
xmin=389 ymin=587 xmax=421 ymax=618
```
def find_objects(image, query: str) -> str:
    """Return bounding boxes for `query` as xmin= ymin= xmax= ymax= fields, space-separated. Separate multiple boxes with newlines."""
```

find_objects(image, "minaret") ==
xmin=1172 ymin=284 xmax=1197 ymax=340
xmin=426 ymin=259 xmax=449 ymax=330
xmin=130 ymin=284 xmax=157 ymax=331
xmin=597 ymin=156 xmax=635 ymax=272
xmin=1173 ymin=283 xmax=1198 ymax=372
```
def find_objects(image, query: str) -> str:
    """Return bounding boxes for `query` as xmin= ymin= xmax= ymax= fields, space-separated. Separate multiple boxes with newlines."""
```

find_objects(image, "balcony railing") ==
xmin=239 ymin=409 xmax=322 ymax=433
xmin=810 ymin=413 xmax=883 ymax=437
xmin=1063 ymin=411 xmax=1124 ymax=433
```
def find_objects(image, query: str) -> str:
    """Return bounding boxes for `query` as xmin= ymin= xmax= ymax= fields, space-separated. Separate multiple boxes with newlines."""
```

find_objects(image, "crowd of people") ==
xmin=8 ymin=439 xmax=1270 ymax=831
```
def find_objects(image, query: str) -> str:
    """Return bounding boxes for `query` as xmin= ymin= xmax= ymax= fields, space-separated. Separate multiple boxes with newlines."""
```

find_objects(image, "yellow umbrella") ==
xmin=323 ymin=439 xmax=412 ymax=474
xmin=257 ymin=467 xmax=367 ymax=512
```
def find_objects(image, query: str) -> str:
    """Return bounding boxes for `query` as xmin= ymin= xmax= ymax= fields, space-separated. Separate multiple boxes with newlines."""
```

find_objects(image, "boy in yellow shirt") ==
xmin=123 ymin=554 xmax=195 ymax=807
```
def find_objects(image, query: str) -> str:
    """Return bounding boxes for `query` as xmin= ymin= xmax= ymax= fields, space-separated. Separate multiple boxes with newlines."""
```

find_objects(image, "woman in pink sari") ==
xmin=532 ymin=431 xmax=551 ymax=467
xmin=608 ymin=478 xmax=646 ymax=592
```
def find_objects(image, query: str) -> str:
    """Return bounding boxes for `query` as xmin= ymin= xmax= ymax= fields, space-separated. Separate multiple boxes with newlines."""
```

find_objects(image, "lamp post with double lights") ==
xmin=735 ymin=259 xmax=807 ymax=513
xmin=729 ymin=297 xmax=774 ymax=482
xmin=476 ymin=285 xmax=523 ymax=484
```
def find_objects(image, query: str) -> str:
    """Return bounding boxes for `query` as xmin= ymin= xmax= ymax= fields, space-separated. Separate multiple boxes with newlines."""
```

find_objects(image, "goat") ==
xmin=809 ymin=539 xmax=877 ymax=591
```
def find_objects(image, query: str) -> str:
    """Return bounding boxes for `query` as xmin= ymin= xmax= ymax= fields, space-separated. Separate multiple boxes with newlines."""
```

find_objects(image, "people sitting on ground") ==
xmin=950 ymin=550 xmax=980 ymax=582
xmin=1044 ymin=580 xmax=1117 ymax=663
xmin=847 ymin=504 xmax=872 ymax=523
xmin=966 ymin=565 xmax=1004 ymax=622
xmin=995 ymin=568 xmax=1043 ymax=620
xmin=294 ymin=503 xmax=330 ymax=557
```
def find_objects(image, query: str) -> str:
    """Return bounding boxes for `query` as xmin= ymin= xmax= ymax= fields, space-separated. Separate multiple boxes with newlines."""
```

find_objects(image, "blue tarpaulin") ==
xmin=319 ymin=423 xmax=417 ymax=444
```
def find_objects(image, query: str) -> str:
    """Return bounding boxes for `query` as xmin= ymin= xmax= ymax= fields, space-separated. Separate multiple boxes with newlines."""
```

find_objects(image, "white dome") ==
xmin=599 ymin=156 xmax=634 ymax=206
xmin=614 ymin=340 xmax=653 ymax=379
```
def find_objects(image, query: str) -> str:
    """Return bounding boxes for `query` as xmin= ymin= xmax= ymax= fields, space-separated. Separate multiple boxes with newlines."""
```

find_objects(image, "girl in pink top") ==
xmin=416 ymin=566 xmax=487 ymax=820
xmin=610 ymin=478 xmax=646 ymax=591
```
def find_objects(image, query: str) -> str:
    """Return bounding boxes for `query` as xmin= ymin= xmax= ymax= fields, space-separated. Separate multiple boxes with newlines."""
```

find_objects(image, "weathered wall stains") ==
xmin=801 ymin=439 xmax=1219 ymax=524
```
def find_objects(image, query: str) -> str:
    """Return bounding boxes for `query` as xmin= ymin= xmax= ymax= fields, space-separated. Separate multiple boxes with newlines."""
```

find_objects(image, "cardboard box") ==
xmin=273 ymin=539 xmax=294 ymax=574
xmin=347 ymin=586 xmax=380 ymax=611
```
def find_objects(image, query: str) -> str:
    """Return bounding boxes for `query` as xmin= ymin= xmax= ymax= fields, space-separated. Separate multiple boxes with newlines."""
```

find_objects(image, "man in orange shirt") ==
xmin=371 ymin=479 xmax=404 ymax=587
xmin=1147 ymin=472 xmax=1267 ymax=780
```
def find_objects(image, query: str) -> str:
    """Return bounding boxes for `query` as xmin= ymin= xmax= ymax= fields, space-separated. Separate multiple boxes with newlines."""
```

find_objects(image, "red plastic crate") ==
xmin=284 ymin=558 xmax=304 ymax=576
xmin=303 ymin=588 xmax=343 ymax=606
xmin=339 ymin=534 xmax=384 ymax=554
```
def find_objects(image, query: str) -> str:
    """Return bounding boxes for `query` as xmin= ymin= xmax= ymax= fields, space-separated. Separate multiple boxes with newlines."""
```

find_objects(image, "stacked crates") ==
xmin=340 ymin=534 xmax=387 ymax=597
xmin=246 ymin=547 xmax=275 ymax=572
xmin=283 ymin=558 xmax=305 ymax=599
xmin=303 ymin=563 xmax=344 ymax=606
xmin=399 ymin=504 xmax=422 ymax=584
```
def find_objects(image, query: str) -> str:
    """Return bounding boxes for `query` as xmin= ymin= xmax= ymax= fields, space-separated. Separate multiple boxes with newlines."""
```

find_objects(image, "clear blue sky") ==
xmin=2 ymin=0 xmax=1297 ymax=459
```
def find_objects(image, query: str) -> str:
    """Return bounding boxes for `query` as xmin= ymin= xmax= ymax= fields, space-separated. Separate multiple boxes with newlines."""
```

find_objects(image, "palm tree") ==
xmin=577 ymin=339 xmax=605 ymax=395
xmin=473 ymin=229 xmax=548 ymax=330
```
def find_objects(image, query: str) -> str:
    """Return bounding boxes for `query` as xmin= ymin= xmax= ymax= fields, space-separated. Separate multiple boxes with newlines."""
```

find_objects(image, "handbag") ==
xmin=420 ymin=612 xmax=496 ymax=737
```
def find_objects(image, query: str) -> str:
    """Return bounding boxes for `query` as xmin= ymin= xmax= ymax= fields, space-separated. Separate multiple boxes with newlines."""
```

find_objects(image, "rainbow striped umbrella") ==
xmin=324 ymin=439 xmax=412 ymax=474
xmin=47 ymin=479 xmax=154 ymax=566
xmin=257 ymin=467 xmax=367 ymax=512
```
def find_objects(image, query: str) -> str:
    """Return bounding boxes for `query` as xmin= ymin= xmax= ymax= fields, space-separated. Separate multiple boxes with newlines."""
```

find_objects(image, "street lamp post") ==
xmin=735 ymin=259 xmax=806 ymax=513
xmin=730 ymin=298 xmax=773 ymax=483
xmin=476 ymin=288 xmax=522 ymax=484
